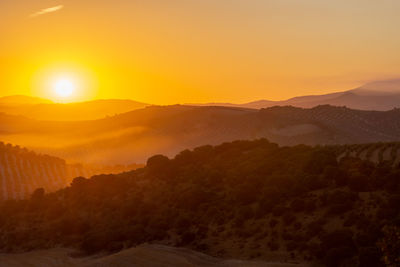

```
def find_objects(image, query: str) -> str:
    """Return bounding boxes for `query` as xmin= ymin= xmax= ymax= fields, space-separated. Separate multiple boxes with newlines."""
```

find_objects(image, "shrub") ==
xmin=358 ymin=247 xmax=383 ymax=267
xmin=324 ymin=246 xmax=356 ymax=267
xmin=378 ymin=226 xmax=400 ymax=267
xmin=307 ymin=221 xmax=324 ymax=237
xmin=179 ymin=232 xmax=196 ymax=246
xmin=267 ymin=240 xmax=279 ymax=251
xmin=269 ymin=218 xmax=278 ymax=228
xmin=290 ymin=199 xmax=305 ymax=212
xmin=272 ymin=206 xmax=287 ymax=216
xmin=326 ymin=204 xmax=352 ymax=216
xmin=348 ymin=174 xmax=369 ymax=192
xmin=286 ymin=241 xmax=298 ymax=251
xmin=283 ymin=213 xmax=296 ymax=226
xmin=146 ymin=154 xmax=172 ymax=179
xmin=321 ymin=230 xmax=356 ymax=252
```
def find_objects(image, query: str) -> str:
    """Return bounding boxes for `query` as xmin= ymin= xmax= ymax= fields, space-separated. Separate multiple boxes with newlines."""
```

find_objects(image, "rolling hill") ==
xmin=2 ymin=104 xmax=400 ymax=164
xmin=192 ymin=79 xmax=400 ymax=111
xmin=0 ymin=96 xmax=149 ymax=121
xmin=0 ymin=95 xmax=53 ymax=106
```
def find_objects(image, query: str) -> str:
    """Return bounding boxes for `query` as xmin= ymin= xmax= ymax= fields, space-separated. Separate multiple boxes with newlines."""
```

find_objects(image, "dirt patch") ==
xmin=0 ymin=245 xmax=310 ymax=267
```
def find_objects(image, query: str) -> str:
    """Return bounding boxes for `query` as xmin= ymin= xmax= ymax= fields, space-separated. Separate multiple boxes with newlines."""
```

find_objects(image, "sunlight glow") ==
xmin=54 ymin=79 xmax=75 ymax=98
xmin=31 ymin=62 xmax=99 ymax=103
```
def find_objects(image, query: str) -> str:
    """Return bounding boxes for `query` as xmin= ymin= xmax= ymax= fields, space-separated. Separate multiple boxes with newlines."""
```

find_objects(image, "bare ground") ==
xmin=0 ymin=244 xmax=311 ymax=267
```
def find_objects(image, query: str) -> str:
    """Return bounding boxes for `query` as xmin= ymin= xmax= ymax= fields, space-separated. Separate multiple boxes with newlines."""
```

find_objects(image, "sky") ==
xmin=0 ymin=0 xmax=399 ymax=104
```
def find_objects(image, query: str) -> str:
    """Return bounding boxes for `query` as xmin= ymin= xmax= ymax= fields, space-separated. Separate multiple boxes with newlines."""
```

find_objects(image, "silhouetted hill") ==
xmin=0 ymin=98 xmax=149 ymax=121
xmin=0 ymin=95 xmax=53 ymax=106
xmin=193 ymin=79 xmax=400 ymax=111
xmin=0 ymin=140 xmax=398 ymax=266
xmin=2 ymin=105 xmax=400 ymax=164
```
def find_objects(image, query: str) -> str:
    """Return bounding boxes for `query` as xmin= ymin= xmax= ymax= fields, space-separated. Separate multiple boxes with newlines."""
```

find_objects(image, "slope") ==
xmin=193 ymin=79 xmax=400 ymax=111
xmin=0 ymin=142 xmax=143 ymax=200
xmin=0 ymin=140 xmax=398 ymax=266
xmin=2 ymin=105 xmax=400 ymax=164
xmin=0 ymin=98 xmax=149 ymax=121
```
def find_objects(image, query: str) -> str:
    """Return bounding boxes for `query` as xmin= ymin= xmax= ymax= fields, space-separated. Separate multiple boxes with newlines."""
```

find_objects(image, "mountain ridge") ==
xmin=2 ymin=104 xmax=400 ymax=164
xmin=188 ymin=79 xmax=400 ymax=111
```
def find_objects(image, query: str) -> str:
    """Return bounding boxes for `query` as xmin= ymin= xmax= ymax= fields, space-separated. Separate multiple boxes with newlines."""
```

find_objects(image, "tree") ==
xmin=146 ymin=154 xmax=172 ymax=179
xmin=379 ymin=226 xmax=400 ymax=267
xmin=30 ymin=188 xmax=45 ymax=201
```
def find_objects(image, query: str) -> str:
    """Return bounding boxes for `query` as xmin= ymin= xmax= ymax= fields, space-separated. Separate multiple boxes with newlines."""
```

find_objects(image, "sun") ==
xmin=33 ymin=64 xmax=98 ymax=102
xmin=53 ymin=79 xmax=76 ymax=98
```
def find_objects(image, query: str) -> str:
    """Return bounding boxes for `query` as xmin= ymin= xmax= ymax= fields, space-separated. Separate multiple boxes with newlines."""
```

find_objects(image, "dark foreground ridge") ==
xmin=0 ymin=139 xmax=399 ymax=266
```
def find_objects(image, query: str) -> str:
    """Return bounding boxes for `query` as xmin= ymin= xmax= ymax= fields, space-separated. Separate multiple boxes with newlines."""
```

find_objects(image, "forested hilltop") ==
xmin=0 ymin=139 xmax=399 ymax=266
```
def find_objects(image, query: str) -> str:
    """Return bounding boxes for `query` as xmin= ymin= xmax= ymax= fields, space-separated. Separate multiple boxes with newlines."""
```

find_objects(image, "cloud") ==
xmin=30 ymin=5 xmax=64 ymax=18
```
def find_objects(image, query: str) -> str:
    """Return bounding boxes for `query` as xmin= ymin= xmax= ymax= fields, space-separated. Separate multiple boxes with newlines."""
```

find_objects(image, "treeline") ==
xmin=0 ymin=139 xmax=399 ymax=266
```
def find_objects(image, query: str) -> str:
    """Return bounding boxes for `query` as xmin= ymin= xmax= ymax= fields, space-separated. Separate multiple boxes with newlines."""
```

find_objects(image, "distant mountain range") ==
xmin=0 ymin=96 xmax=149 ymax=121
xmin=1 ymin=79 xmax=399 ymax=122
xmin=189 ymin=79 xmax=400 ymax=111
xmin=2 ymin=104 xmax=400 ymax=164
xmin=1 ymin=78 xmax=400 ymax=164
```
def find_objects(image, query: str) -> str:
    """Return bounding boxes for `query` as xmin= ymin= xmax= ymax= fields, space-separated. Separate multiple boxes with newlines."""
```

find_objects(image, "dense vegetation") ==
xmin=0 ymin=139 xmax=399 ymax=266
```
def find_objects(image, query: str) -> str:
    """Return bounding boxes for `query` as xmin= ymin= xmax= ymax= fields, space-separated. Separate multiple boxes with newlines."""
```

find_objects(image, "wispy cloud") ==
xmin=30 ymin=5 xmax=64 ymax=18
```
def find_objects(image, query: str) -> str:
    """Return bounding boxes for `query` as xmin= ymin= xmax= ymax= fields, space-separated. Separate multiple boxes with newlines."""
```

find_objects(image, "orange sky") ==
xmin=0 ymin=0 xmax=399 ymax=104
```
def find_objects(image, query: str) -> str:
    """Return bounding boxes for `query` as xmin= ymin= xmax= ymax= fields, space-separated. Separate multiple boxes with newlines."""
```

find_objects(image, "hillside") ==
xmin=0 ymin=98 xmax=149 ymax=121
xmin=194 ymin=79 xmax=400 ymax=111
xmin=0 ymin=142 xmax=87 ymax=200
xmin=0 ymin=139 xmax=398 ymax=266
xmin=0 ymin=245 xmax=307 ymax=267
xmin=334 ymin=143 xmax=400 ymax=166
xmin=0 ymin=142 xmax=143 ymax=200
xmin=0 ymin=95 xmax=53 ymax=106
xmin=2 ymin=105 xmax=400 ymax=164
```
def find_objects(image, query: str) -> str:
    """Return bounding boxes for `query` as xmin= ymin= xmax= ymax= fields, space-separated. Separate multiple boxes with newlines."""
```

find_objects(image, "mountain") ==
xmin=354 ymin=79 xmax=400 ymax=94
xmin=193 ymin=79 xmax=400 ymax=111
xmin=2 ymin=104 xmax=400 ymax=164
xmin=0 ymin=98 xmax=150 ymax=121
xmin=0 ymin=140 xmax=398 ymax=266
